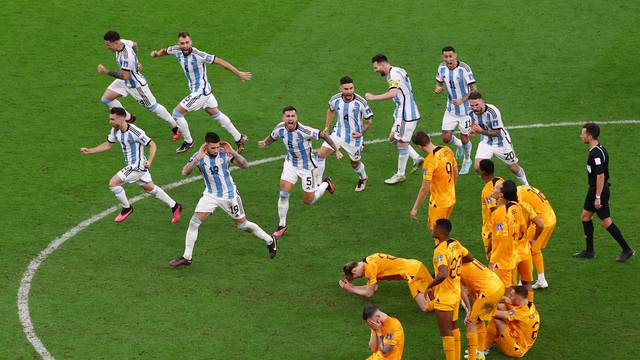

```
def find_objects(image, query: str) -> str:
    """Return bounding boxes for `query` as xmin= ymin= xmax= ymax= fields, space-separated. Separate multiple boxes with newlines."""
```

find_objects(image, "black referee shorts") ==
xmin=583 ymin=185 xmax=610 ymax=219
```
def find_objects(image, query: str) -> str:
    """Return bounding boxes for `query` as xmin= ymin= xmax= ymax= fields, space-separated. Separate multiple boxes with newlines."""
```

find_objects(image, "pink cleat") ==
xmin=114 ymin=207 xmax=134 ymax=223
xmin=272 ymin=225 xmax=288 ymax=238
xmin=171 ymin=203 xmax=183 ymax=224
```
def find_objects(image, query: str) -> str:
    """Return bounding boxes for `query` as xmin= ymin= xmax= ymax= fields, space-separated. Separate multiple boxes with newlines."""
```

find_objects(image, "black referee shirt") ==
xmin=587 ymin=143 xmax=609 ymax=188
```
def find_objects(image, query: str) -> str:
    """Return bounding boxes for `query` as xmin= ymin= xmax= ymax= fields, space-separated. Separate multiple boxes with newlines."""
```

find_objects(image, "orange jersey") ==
xmin=505 ymin=302 xmax=541 ymax=351
xmin=364 ymin=253 xmax=425 ymax=287
xmin=490 ymin=202 xmax=525 ymax=270
xmin=481 ymin=177 xmax=504 ymax=234
xmin=460 ymin=259 xmax=504 ymax=297
xmin=517 ymin=185 xmax=556 ymax=224
xmin=516 ymin=201 xmax=537 ymax=262
xmin=433 ymin=239 xmax=469 ymax=305
xmin=368 ymin=316 xmax=405 ymax=360
xmin=423 ymin=146 xmax=457 ymax=208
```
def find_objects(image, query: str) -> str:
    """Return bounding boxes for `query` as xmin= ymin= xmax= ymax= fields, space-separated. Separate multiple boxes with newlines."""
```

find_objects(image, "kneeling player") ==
xmin=362 ymin=304 xmax=405 ymax=360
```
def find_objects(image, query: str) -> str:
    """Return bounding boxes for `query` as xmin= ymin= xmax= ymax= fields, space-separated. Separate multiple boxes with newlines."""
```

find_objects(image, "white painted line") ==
xmin=17 ymin=120 xmax=639 ymax=359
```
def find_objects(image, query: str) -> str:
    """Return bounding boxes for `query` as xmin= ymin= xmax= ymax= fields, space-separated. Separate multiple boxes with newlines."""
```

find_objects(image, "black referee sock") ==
xmin=606 ymin=223 xmax=631 ymax=252
xmin=582 ymin=220 xmax=594 ymax=252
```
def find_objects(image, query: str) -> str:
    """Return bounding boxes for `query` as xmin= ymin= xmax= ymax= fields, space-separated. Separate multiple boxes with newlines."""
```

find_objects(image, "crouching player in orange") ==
xmin=362 ymin=304 xmax=405 ymax=360
xmin=478 ymin=159 xmax=503 ymax=258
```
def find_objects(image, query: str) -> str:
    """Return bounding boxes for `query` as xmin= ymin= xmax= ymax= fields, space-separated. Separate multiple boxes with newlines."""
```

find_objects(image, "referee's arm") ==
xmin=594 ymin=173 xmax=605 ymax=209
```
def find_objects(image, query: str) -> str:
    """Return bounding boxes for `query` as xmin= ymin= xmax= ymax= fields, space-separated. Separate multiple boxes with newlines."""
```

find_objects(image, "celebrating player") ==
xmin=315 ymin=76 xmax=372 ymax=192
xmin=340 ymin=253 xmax=433 ymax=312
xmin=98 ymin=31 xmax=180 ymax=139
xmin=258 ymin=106 xmax=341 ymax=238
xmin=150 ymin=32 xmax=250 ymax=153
xmin=80 ymin=108 xmax=182 ymax=223
xmin=362 ymin=304 xmax=405 ymax=360
xmin=478 ymin=159 xmax=503 ymax=257
xmin=410 ymin=131 xmax=458 ymax=232
xmin=169 ymin=132 xmax=277 ymax=268
xmin=434 ymin=46 xmax=477 ymax=174
xmin=467 ymin=92 xmax=529 ymax=185
xmin=365 ymin=54 xmax=423 ymax=185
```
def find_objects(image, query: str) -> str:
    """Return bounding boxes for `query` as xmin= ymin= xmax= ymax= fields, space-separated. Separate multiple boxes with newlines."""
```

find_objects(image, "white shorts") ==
xmin=116 ymin=166 xmax=153 ymax=184
xmin=179 ymin=92 xmax=219 ymax=113
xmin=391 ymin=119 xmax=418 ymax=143
xmin=321 ymin=133 xmax=363 ymax=161
xmin=194 ymin=192 xmax=246 ymax=219
xmin=475 ymin=141 xmax=519 ymax=165
xmin=107 ymin=80 xmax=157 ymax=109
xmin=442 ymin=111 xmax=471 ymax=134
xmin=280 ymin=160 xmax=317 ymax=192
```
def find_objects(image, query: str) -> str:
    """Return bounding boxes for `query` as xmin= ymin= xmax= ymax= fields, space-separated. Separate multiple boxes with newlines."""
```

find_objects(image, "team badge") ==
xmin=486 ymin=197 xmax=493 ymax=203
xmin=386 ymin=333 xmax=393 ymax=339
xmin=496 ymin=224 xmax=503 ymax=231
xmin=436 ymin=255 xmax=444 ymax=262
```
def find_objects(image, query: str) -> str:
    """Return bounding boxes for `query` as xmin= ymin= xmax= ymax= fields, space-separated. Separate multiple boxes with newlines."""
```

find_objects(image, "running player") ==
xmin=365 ymin=54 xmax=423 ymax=185
xmin=150 ymin=32 xmax=250 ymax=153
xmin=362 ymin=304 xmax=405 ymax=360
xmin=340 ymin=253 xmax=433 ymax=312
xmin=98 ymin=31 xmax=180 ymax=139
xmin=435 ymin=46 xmax=477 ymax=174
xmin=169 ymin=132 xmax=277 ymax=267
xmin=467 ymin=92 xmax=529 ymax=185
xmin=80 ymin=108 xmax=182 ymax=223
xmin=258 ymin=106 xmax=341 ymax=238
xmin=409 ymin=131 xmax=458 ymax=232
xmin=316 ymin=76 xmax=372 ymax=192
xmin=478 ymin=159 xmax=504 ymax=258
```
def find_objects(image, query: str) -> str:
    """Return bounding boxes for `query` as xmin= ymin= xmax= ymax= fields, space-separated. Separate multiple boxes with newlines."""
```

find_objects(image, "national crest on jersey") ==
xmin=107 ymin=124 xmax=151 ymax=169
xmin=191 ymin=151 xmax=236 ymax=199
xmin=270 ymin=122 xmax=320 ymax=170
xmin=116 ymin=39 xmax=147 ymax=88
xmin=328 ymin=93 xmax=372 ymax=147
xmin=436 ymin=61 xmax=475 ymax=116
xmin=166 ymin=46 xmax=216 ymax=95
xmin=468 ymin=104 xmax=511 ymax=146
xmin=387 ymin=67 xmax=420 ymax=121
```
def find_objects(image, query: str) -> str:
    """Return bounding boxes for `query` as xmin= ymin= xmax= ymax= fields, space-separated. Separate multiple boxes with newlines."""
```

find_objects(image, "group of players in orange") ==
xmin=340 ymin=130 xmax=556 ymax=358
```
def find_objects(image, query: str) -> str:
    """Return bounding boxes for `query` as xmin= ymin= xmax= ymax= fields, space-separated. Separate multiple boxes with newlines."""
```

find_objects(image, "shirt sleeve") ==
xmin=192 ymin=48 xmax=216 ymax=64
xmin=423 ymin=157 xmax=435 ymax=181
xmin=137 ymin=131 xmax=151 ymax=146
xmin=107 ymin=129 xmax=116 ymax=143
xmin=166 ymin=45 xmax=180 ymax=56
xmin=365 ymin=263 xmax=378 ymax=286
xmin=490 ymin=107 xmax=505 ymax=130
xmin=118 ymin=51 xmax=132 ymax=71
xmin=590 ymin=151 xmax=605 ymax=174
xmin=433 ymin=245 xmax=448 ymax=269
xmin=490 ymin=211 xmax=509 ymax=264
xmin=304 ymin=126 xmax=320 ymax=140
xmin=362 ymin=102 xmax=374 ymax=119
xmin=387 ymin=70 xmax=402 ymax=89
xmin=464 ymin=67 xmax=476 ymax=85
xmin=270 ymin=125 xmax=283 ymax=140
xmin=382 ymin=321 xmax=402 ymax=346
xmin=435 ymin=66 xmax=444 ymax=83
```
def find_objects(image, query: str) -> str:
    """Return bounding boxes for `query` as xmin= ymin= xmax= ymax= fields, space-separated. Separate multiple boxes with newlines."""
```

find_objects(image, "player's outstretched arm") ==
xmin=323 ymin=107 xmax=335 ymax=133
xmin=364 ymin=88 xmax=398 ymax=102
xmin=213 ymin=57 xmax=252 ymax=81
xmin=339 ymin=279 xmax=376 ymax=297
xmin=258 ymin=135 xmax=276 ymax=149
xmin=150 ymin=48 xmax=169 ymax=58
xmin=97 ymin=64 xmax=131 ymax=80
xmin=80 ymin=142 xmax=113 ymax=155
xmin=319 ymin=131 xmax=342 ymax=159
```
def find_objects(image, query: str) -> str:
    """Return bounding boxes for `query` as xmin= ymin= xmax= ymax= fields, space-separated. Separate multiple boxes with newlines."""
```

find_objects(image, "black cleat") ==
xmin=169 ymin=257 xmax=192 ymax=268
xmin=126 ymin=114 xmax=137 ymax=124
xmin=616 ymin=249 xmax=635 ymax=262
xmin=235 ymin=134 xmax=248 ymax=154
xmin=573 ymin=250 xmax=596 ymax=259
xmin=176 ymin=141 xmax=194 ymax=154
xmin=324 ymin=177 xmax=335 ymax=194
xmin=267 ymin=236 xmax=278 ymax=259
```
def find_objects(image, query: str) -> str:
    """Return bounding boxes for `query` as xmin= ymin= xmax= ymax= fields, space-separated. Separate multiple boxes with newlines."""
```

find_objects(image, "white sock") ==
xmin=101 ymin=96 xmax=131 ymax=121
xmin=151 ymin=104 xmax=178 ymax=128
xmin=397 ymin=147 xmax=409 ymax=176
xmin=449 ymin=134 xmax=463 ymax=148
xmin=407 ymin=145 xmax=421 ymax=161
xmin=213 ymin=112 xmax=241 ymax=142
xmin=110 ymin=186 xmax=130 ymax=208
xmin=537 ymin=273 xmax=546 ymax=282
xmin=354 ymin=162 xmax=367 ymax=180
xmin=463 ymin=141 xmax=472 ymax=160
xmin=149 ymin=185 xmax=177 ymax=208
xmin=238 ymin=221 xmax=273 ymax=244
xmin=278 ymin=191 xmax=289 ymax=227
xmin=172 ymin=109 xmax=193 ymax=143
xmin=312 ymin=182 xmax=329 ymax=204
xmin=183 ymin=217 xmax=202 ymax=260
xmin=516 ymin=167 xmax=529 ymax=185
xmin=315 ymin=156 xmax=326 ymax=184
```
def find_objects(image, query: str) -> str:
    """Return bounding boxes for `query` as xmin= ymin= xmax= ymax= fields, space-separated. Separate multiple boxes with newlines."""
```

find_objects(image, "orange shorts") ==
xmin=531 ymin=219 xmax=556 ymax=252
xmin=493 ymin=267 xmax=514 ymax=289
xmin=469 ymin=287 xmax=504 ymax=321
xmin=408 ymin=264 xmax=433 ymax=299
xmin=433 ymin=299 xmax=460 ymax=321
xmin=515 ymin=257 xmax=533 ymax=282
xmin=428 ymin=204 xmax=454 ymax=231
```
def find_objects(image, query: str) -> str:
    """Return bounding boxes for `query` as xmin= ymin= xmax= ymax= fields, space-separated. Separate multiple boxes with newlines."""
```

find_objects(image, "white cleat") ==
xmin=411 ymin=157 xmax=424 ymax=174
xmin=384 ymin=174 xmax=406 ymax=185
xmin=532 ymin=280 xmax=549 ymax=289
xmin=460 ymin=159 xmax=472 ymax=175
xmin=464 ymin=350 xmax=486 ymax=360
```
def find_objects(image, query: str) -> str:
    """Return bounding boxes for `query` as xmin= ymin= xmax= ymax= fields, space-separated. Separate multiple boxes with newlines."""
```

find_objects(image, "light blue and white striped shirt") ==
xmin=270 ymin=122 xmax=320 ymax=170
xmin=328 ymin=93 xmax=373 ymax=148
xmin=387 ymin=66 xmax=420 ymax=121
xmin=107 ymin=124 xmax=151 ymax=169
xmin=166 ymin=46 xmax=216 ymax=95
xmin=468 ymin=104 xmax=512 ymax=147
xmin=116 ymin=39 xmax=147 ymax=88
xmin=190 ymin=151 xmax=237 ymax=199
xmin=436 ymin=61 xmax=475 ymax=116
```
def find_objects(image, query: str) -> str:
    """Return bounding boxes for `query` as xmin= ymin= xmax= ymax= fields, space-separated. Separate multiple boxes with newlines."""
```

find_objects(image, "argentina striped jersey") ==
xmin=116 ymin=39 xmax=147 ymax=88
xmin=328 ymin=93 xmax=373 ymax=147
xmin=166 ymin=46 xmax=216 ymax=95
xmin=190 ymin=151 xmax=236 ymax=199
xmin=270 ymin=122 xmax=320 ymax=170
xmin=436 ymin=61 xmax=476 ymax=116
xmin=469 ymin=104 xmax=512 ymax=147
xmin=387 ymin=67 xmax=420 ymax=121
xmin=107 ymin=124 xmax=151 ymax=169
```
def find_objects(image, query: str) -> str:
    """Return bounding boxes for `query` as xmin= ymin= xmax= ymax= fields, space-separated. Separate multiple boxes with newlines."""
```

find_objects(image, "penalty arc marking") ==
xmin=17 ymin=120 xmax=640 ymax=359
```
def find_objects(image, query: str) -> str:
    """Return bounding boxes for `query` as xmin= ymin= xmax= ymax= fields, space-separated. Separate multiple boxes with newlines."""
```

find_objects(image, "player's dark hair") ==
xmin=103 ymin=31 xmax=121 ymax=42
xmin=178 ymin=32 xmax=191 ymax=39
xmin=468 ymin=91 xmax=483 ymax=100
xmin=340 ymin=76 xmax=353 ymax=85
xmin=110 ymin=107 xmax=127 ymax=117
xmin=434 ymin=218 xmax=453 ymax=235
xmin=513 ymin=285 xmax=528 ymax=299
xmin=583 ymin=122 xmax=600 ymax=140
xmin=442 ymin=46 xmax=456 ymax=53
xmin=343 ymin=261 xmax=359 ymax=281
xmin=282 ymin=105 xmax=297 ymax=114
xmin=479 ymin=159 xmax=495 ymax=175
xmin=412 ymin=131 xmax=431 ymax=146
xmin=501 ymin=180 xmax=518 ymax=202
xmin=371 ymin=54 xmax=388 ymax=63
xmin=362 ymin=303 xmax=379 ymax=320
xmin=205 ymin=132 xmax=220 ymax=143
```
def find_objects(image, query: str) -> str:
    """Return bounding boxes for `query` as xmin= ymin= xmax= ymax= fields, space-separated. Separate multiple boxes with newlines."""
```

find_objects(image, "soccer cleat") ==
xmin=616 ymin=249 xmax=635 ymax=262
xmin=355 ymin=178 xmax=368 ymax=192
xmin=114 ymin=206 xmax=134 ymax=223
xmin=126 ymin=114 xmax=137 ymax=124
xmin=171 ymin=127 xmax=182 ymax=141
xmin=171 ymin=203 xmax=183 ymax=224
xmin=384 ymin=174 xmax=406 ymax=185
xmin=464 ymin=351 xmax=486 ymax=360
xmin=573 ymin=250 xmax=596 ymax=259
xmin=235 ymin=134 xmax=248 ymax=154
xmin=169 ymin=257 xmax=192 ymax=268
xmin=460 ymin=158 xmax=473 ymax=175
xmin=411 ymin=157 xmax=424 ymax=174
xmin=324 ymin=177 xmax=335 ymax=194
xmin=267 ymin=236 xmax=278 ymax=259
xmin=272 ymin=225 xmax=287 ymax=239
xmin=532 ymin=280 xmax=549 ymax=289
xmin=176 ymin=141 xmax=194 ymax=154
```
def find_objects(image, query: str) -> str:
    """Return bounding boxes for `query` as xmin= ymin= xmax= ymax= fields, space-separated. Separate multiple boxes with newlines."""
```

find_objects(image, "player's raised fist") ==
xmin=80 ymin=147 xmax=91 ymax=154
xmin=258 ymin=140 xmax=267 ymax=149
xmin=364 ymin=92 xmax=374 ymax=101
xmin=97 ymin=64 xmax=108 ymax=74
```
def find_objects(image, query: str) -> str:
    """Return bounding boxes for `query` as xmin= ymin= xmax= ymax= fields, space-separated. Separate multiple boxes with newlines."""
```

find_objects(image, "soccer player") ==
xmin=434 ymin=46 xmax=477 ymax=175
xmin=517 ymin=185 xmax=557 ymax=288
xmin=479 ymin=286 xmax=540 ymax=358
xmin=80 ymin=108 xmax=182 ymax=223
xmin=365 ymin=54 xmax=423 ymax=185
xmin=574 ymin=123 xmax=634 ymax=262
xmin=362 ymin=304 xmax=405 ymax=360
xmin=340 ymin=253 xmax=433 ymax=312
xmin=428 ymin=219 xmax=474 ymax=360
xmin=258 ymin=106 xmax=341 ymax=238
xmin=150 ymin=32 xmax=250 ymax=153
xmin=98 ymin=31 xmax=181 ymax=140
xmin=409 ymin=131 xmax=458 ymax=232
xmin=460 ymin=259 xmax=504 ymax=360
xmin=478 ymin=159 xmax=503 ymax=257
xmin=168 ymin=132 xmax=277 ymax=267
xmin=467 ymin=92 xmax=529 ymax=185
xmin=316 ymin=76 xmax=372 ymax=192
xmin=513 ymin=196 xmax=543 ymax=301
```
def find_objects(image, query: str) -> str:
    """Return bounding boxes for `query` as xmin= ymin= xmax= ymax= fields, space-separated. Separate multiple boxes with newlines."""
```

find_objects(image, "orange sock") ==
xmin=442 ymin=336 xmax=455 ymax=360
xmin=532 ymin=251 xmax=544 ymax=274
xmin=477 ymin=321 xmax=487 ymax=352
xmin=528 ymin=290 xmax=534 ymax=302
xmin=467 ymin=332 xmax=478 ymax=360
xmin=453 ymin=328 xmax=461 ymax=360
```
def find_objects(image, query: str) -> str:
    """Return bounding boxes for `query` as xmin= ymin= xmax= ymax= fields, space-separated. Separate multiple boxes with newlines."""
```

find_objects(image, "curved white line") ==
xmin=18 ymin=120 xmax=640 ymax=359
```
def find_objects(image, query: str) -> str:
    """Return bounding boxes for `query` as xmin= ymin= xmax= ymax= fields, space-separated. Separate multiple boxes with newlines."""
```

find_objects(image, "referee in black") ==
xmin=573 ymin=123 xmax=634 ymax=262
